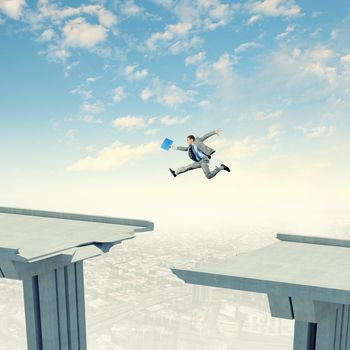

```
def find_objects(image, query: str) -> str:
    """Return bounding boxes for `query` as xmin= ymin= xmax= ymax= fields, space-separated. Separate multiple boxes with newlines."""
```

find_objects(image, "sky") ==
xmin=0 ymin=0 xmax=350 ymax=233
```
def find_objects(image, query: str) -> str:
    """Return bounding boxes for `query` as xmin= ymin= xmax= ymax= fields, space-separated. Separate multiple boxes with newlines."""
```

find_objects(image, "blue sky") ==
xmin=0 ymin=0 xmax=350 ymax=230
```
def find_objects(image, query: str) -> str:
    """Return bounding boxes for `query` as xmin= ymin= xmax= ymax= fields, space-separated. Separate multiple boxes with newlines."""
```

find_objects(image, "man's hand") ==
xmin=215 ymin=128 xmax=222 ymax=136
xmin=170 ymin=144 xmax=177 ymax=150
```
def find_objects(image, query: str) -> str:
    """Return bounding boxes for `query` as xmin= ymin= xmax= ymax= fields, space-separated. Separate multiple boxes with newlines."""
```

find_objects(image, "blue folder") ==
xmin=160 ymin=138 xmax=173 ymax=151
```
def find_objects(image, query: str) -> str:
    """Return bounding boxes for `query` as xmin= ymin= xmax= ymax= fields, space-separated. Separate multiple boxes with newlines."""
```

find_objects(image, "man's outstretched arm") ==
xmin=171 ymin=145 xmax=188 ymax=151
xmin=199 ymin=129 xmax=222 ymax=141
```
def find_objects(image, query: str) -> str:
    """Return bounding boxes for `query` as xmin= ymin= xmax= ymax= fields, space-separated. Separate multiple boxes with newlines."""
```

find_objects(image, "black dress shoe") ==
xmin=221 ymin=164 xmax=230 ymax=172
xmin=169 ymin=168 xmax=177 ymax=177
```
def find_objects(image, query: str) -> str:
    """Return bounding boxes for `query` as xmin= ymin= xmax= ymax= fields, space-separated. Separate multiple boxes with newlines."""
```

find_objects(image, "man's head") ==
xmin=187 ymin=135 xmax=195 ymax=145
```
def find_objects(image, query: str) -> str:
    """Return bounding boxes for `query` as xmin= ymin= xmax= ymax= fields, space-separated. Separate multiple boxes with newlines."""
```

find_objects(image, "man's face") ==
xmin=187 ymin=137 xmax=194 ymax=145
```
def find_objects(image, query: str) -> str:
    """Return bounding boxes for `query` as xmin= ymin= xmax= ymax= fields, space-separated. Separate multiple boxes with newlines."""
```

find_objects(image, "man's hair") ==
xmin=187 ymin=135 xmax=195 ymax=141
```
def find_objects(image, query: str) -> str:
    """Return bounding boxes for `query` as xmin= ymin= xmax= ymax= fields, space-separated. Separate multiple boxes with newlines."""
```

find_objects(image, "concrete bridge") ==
xmin=0 ymin=206 xmax=153 ymax=350
xmin=173 ymin=233 xmax=350 ymax=350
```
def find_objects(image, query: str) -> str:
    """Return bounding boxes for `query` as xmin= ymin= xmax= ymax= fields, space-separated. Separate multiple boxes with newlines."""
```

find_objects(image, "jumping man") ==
xmin=169 ymin=129 xmax=230 ymax=179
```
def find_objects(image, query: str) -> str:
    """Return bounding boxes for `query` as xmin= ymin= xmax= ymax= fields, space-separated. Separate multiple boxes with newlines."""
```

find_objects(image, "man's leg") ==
xmin=175 ymin=162 xmax=201 ymax=176
xmin=200 ymin=157 xmax=224 ymax=179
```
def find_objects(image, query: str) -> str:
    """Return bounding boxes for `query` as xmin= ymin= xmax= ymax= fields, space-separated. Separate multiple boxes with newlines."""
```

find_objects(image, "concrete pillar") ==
xmin=269 ymin=295 xmax=350 ymax=350
xmin=23 ymin=261 xmax=87 ymax=350
xmin=315 ymin=305 xmax=350 ymax=350
xmin=293 ymin=321 xmax=316 ymax=350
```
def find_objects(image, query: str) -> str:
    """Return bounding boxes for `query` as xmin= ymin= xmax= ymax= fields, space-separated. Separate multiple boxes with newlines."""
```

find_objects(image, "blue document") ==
xmin=160 ymin=138 xmax=173 ymax=151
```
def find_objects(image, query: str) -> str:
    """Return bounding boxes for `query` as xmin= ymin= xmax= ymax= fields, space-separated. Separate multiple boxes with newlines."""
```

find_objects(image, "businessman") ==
xmin=169 ymin=129 xmax=230 ymax=179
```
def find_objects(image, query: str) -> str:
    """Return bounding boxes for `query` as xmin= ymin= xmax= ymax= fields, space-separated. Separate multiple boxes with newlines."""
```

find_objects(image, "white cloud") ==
xmin=112 ymin=86 xmax=126 ymax=102
xmin=81 ymin=101 xmax=103 ymax=114
xmin=311 ymin=11 xmax=322 ymax=18
xmin=194 ymin=53 xmax=244 ymax=111
xmin=256 ymin=110 xmax=283 ymax=120
xmin=0 ymin=0 xmax=25 ymax=20
xmin=208 ymin=2 xmax=232 ymax=20
xmin=160 ymin=85 xmax=194 ymax=106
xmin=296 ymin=124 xmax=335 ymax=138
xmin=153 ymin=0 xmax=173 ymax=7
xmin=203 ymin=31 xmax=349 ymax=122
xmin=70 ymin=86 xmax=92 ymax=100
xmin=146 ymin=22 xmax=192 ymax=50
xmin=246 ymin=14 xmax=262 ymax=25
xmin=67 ymin=141 xmax=158 ymax=172
xmin=112 ymin=114 xmax=190 ymax=129
xmin=169 ymin=36 xmax=202 ymax=55
xmin=112 ymin=115 xmax=147 ymax=130
xmin=341 ymin=54 xmax=350 ymax=63
xmin=203 ymin=18 xmax=226 ymax=31
xmin=112 ymin=115 xmax=157 ymax=130
xmin=140 ymin=88 xmax=152 ymax=101
xmin=142 ymin=1 xmax=237 ymax=56
xmin=86 ymin=76 xmax=101 ymax=83
xmin=31 ymin=2 xmax=117 ymax=65
xmin=121 ymin=0 xmax=144 ymax=17
xmin=146 ymin=1 xmax=236 ymax=55
xmin=161 ymin=115 xmax=189 ymax=126
xmin=63 ymin=17 xmax=107 ymax=49
xmin=40 ymin=45 xmax=70 ymax=62
xmin=175 ymin=0 xmax=236 ymax=29
xmin=185 ymin=51 xmax=206 ymax=65
xmin=261 ymin=46 xmax=338 ymax=89
xmin=122 ymin=65 xmax=148 ymax=80
xmin=198 ymin=100 xmax=210 ymax=108
xmin=196 ymin=53 xmax=238 ymax=85
xmin=276 ymin=24 xmax=295 ymax=40
xmin=64 ymin=60 xmax=79 ymax=77
xmin=140 ymin=77 xmax=194 ymax=107
xmin=249 ymin=0 xmax=301 ymax=17
xmin=65 ymin=128 xmax=77 ymax=141
xmin=297 ymin=48 xmax=335 ymax=82
xmin=38 ymin=28 xmax=55 ymax=42
xmin=211 ymin=124 xmax=281 ymax=160
xmin=35 ymin=2 xmax=117 ymax=28
xmin=79 ymin=115 xmax=102 ymax=124
xmin=213 ymin=52 xmax=236 ymax=71
xmin=208 ymin=125 xmax=281 ymax=160
xmin=234 ymin=41 xmax=263 ymax=53
xmin=267 ymin=124 xmax=281 ymax=138
xmin=97 ymin=8 xmax=117 ymax=27
xmin=148 ymin=117 xmax=157 ymax=124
